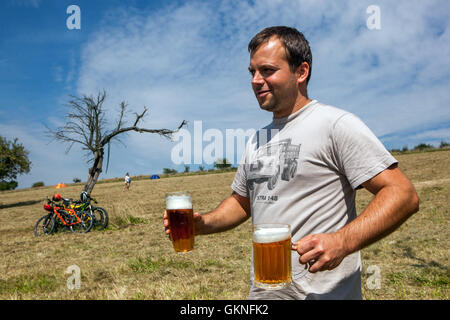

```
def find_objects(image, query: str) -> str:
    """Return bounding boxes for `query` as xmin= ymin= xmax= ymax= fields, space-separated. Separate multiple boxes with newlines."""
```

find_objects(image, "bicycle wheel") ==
xmin=34 ymin=215 xmax=55 ymax=236
xmin=70 ymin=211 xmax=93 ymax=233
xmin=91 ymin=207 xmax=109 ymax=230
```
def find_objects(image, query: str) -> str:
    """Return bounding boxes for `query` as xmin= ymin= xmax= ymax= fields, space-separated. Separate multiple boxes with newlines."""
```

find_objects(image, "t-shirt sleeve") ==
xmin=231 ymin=164 xmax=249 ymax=197
xmin=231 ymin=146 xmax=250 ymax=198
xmin=331 ymin=113 xmax=398 ymax=189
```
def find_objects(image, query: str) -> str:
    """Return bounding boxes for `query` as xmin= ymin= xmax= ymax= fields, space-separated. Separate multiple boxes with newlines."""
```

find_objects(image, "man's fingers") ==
xmin=163 ymin=210 xmax=171 ymax=237
xmin=292 ymin=235 xmax=317 ymax=255
xmin=292 ymin=233 xmax=346 ymax=273
xmin=292 ymin=235 xmax=325 ymax=270
xmin=298 ymin=249 xmax=322 ymax=265
xmin=307 ymin=259 xmax=322 ymax=273
xmin=164 ymin=211 xmax=200 ymax=238
xmin=163 ymin=210 xmax=169 ymax=228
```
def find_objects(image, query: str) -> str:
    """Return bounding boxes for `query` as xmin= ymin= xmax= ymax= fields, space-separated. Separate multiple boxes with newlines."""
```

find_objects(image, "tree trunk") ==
xmin=84 ymin=150 xmax=103 ymax=194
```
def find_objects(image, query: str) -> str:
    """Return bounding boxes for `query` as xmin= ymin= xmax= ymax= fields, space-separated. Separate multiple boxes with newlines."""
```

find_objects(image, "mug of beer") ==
xmin=253 ymin=224 xmax=292 ymax=290
xmin=166 ymin=191 xmax=195 ymax=253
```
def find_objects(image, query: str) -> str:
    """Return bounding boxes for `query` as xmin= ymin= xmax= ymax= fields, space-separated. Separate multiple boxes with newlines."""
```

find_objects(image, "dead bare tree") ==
xmin=47 ymin=91 xmax=187 ymax=194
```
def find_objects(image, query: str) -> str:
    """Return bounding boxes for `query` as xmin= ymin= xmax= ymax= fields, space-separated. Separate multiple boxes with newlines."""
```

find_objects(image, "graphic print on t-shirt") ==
xmin=246 ymin=138 xmax=301 ymax=192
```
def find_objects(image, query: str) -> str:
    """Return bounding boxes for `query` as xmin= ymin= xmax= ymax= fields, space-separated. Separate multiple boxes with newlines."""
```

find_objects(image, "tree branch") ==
xmin=101 ymin=119 xmax=187 ymax=146
xmin=133 ymin=107 xmax=147 ymax=127
xmin=47 ymin=90 xmax=188 ymax=194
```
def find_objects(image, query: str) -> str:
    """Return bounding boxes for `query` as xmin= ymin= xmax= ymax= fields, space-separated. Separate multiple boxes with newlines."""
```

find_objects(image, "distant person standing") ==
xmin=123 ymin=172 xmax=131 ymax=191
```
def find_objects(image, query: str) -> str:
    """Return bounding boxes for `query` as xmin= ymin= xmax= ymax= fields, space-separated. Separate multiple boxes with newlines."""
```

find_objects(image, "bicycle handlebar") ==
xmin=46 ymin=195 xmax=98 ymax=206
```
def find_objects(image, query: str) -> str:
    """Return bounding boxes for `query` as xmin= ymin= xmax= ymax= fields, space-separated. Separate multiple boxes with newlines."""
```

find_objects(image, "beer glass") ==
xmin=166 ymin=191 xmax=194 ymax=253
xmin=253 ymin=224 xmax=292 ymax=290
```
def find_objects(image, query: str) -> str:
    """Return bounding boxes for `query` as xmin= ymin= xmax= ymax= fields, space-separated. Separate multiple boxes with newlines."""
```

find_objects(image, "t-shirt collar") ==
xmin=272 ymin=100 xmax=318 ymax=126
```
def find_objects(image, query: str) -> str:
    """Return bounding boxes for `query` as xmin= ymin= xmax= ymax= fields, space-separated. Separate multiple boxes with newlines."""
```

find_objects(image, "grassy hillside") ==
xmin=0 ymin=151 xmax=448 ymax=299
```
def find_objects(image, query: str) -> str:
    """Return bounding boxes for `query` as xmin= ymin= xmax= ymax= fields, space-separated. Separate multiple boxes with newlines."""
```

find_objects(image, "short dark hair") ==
xmin=248 ymin=26 xmax=312 ymax=84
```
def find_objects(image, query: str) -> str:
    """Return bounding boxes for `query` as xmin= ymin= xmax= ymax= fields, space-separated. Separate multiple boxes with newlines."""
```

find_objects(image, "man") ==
xmin=123 ymin=172 xmax=131 ymax=191
xmin=164 ymin=26 xmax=419 ymax=299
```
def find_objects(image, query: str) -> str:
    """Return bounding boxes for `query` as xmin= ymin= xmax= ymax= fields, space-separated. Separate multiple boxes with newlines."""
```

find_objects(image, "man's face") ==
xmin=248 ymin=37 xmax=300 ymax=118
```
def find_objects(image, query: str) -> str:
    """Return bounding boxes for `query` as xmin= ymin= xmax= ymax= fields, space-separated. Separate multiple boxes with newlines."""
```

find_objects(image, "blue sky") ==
xmin=1 ymin=0 xmax=449 ymax=189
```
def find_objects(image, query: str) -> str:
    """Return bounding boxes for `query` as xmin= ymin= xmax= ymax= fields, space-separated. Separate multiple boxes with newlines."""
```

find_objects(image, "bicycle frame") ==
xmin=70 ymin=202 xmax=89 ymax=212
xmin=46 ymin=198 xmax=82 ymax=227
xmin=52 ymin=194 xmax=106 ymax=232
xmin=53 ymin=206 xmax=81 ymax=226
xmin=35 ymin=196 xmax=93 ymax=236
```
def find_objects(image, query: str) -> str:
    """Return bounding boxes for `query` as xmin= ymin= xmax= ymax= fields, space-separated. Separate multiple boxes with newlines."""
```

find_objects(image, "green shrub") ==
xmin=214 ymin=158 xmax=232 ymax=169
xmin=439 ymin=141 xmax=449 ymax=148
xmin=31 ymin=181 xmax=44 ymax=188
xmin=163 ymin=168 xmax=177 ymax=174
xmin=413 ymin=143 xmax=434 ymax=151
xmin=0 ymin=180 xmax=18 ymax=191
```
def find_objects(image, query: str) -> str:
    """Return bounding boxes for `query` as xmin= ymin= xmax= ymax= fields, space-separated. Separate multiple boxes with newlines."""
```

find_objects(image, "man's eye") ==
xmin=262 ymin=68 xmax=275 ymax=75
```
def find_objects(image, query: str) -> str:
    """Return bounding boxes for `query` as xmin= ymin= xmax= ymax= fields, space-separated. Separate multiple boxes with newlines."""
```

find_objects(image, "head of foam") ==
xmin=253 ymin=226 xmax=290 ymax=243
xmin=166 ymin=194 xmax=192 ymax=210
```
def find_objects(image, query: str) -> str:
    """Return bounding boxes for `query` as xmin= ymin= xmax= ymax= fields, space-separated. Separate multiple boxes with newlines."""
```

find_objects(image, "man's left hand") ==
xmin=291 ymin=232 xmax=348 ymax=273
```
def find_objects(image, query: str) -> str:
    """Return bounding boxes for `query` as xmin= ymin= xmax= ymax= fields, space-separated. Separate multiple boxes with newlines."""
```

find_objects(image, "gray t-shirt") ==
xmin=231 ymin=100 xmax=397 ymax=300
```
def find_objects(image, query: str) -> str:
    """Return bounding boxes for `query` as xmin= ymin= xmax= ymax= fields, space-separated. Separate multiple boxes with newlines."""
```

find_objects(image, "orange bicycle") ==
xmin=34 ymin=194 xmax=93 ymax=236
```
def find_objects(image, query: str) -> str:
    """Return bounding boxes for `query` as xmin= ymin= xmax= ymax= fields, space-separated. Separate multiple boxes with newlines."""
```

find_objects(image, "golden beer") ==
xmin=253 ymin=224 xmax=292 ymax=290
xmin=166 ymin=192 xmax=194 ymax=253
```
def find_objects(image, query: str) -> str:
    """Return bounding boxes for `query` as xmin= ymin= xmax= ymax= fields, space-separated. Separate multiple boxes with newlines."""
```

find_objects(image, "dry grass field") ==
xmin=0 ymin=150 xmax=448 ymax=300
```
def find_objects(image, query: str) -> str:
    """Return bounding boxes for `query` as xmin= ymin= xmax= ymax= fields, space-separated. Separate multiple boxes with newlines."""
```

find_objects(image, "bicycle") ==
xmin=33 ymin=196 xmax=94 ymax=236
xmin=70 ymin=192 xmax=109 ymax=231
xmin=33 ymin=201 xmax=56 ymax=236
xmin=60 ymin=196 xmax=94 ymax=233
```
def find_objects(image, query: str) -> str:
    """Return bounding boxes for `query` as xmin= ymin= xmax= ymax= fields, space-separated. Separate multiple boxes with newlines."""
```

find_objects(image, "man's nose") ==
xmin=251 ymin=71 xmax=265 ymax=86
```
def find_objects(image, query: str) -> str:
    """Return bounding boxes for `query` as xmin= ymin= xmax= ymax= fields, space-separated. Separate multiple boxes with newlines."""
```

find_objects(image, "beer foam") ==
xmin=166 ymin=195 xmax=192 ymax=210
xmin=253 ymin=227 xmax=290 ymax=243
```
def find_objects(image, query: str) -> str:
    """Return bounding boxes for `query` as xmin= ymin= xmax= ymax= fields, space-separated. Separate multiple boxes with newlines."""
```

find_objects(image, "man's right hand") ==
xmin=163 ymin=210 xmax=203 ymax=238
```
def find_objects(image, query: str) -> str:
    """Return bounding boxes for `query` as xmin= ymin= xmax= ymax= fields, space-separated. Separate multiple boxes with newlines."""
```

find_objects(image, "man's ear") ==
xmin=296 ymin=62 xmax=310 ymax=85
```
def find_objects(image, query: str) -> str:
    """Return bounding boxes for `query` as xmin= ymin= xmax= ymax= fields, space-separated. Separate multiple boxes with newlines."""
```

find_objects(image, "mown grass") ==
xmin=0 ymin=151 xmax=448 ymax=299
xmin=0 ymin=274 xmax=58 ymax=296
xmin=359 ymin=151 xmax=450 ymax=299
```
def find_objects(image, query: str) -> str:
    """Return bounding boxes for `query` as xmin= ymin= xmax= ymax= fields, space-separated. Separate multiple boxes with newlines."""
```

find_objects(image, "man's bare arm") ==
xmin=338 ymin=164 xmax=419 ymax=253
xmin=195 ymin=191 xmax=251 ymax=235
xmin=293 ymin=164 xmax=419 ymax=272
xmin=164 ymin=191 xmax=251 ymax=237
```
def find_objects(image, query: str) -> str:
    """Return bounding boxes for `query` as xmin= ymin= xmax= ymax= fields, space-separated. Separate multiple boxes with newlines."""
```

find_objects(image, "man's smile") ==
xmin=257 ymin=89 xmax=271 ymax=98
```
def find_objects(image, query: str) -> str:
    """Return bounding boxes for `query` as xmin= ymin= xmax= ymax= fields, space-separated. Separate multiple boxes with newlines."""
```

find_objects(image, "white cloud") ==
xmin=72 ymin=0 xmax=450 ymax=174
xmin=381 ymin=125 xmax=450 ymax=149
xmin=8 ymin=0 xmax=449 ymax=187
xmin=53 ymin=65 xmax=64 ymax=83
xmin=409 ymin=128 xmax=450 ymax=141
